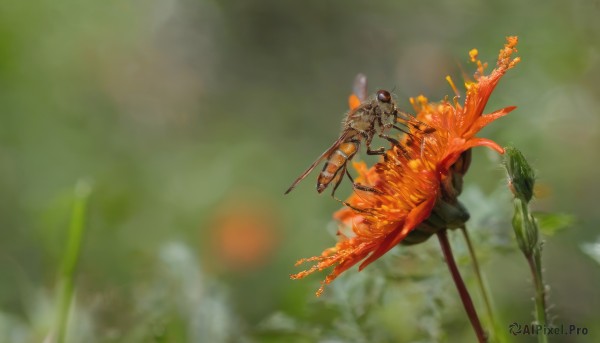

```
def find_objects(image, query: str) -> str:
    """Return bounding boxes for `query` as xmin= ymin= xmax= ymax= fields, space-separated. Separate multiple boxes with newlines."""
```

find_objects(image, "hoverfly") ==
xmin=285 ymin=74 xmax=429 ymax=208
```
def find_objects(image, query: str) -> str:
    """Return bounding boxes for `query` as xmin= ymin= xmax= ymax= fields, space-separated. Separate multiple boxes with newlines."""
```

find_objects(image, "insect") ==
xmin=285 ymin=73 xmax=421 ymax=208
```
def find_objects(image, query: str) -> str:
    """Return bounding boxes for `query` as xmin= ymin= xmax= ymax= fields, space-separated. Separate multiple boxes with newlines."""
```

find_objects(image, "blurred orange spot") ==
xmin=533 ymin=182 xmax=552 ymax=199
xmin=209 ymin=197 xmax=280 ymax=272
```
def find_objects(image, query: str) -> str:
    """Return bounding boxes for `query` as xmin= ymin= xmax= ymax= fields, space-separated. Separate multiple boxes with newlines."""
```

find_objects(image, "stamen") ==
xmin=446 ymin=75 xmax=460 ymax=99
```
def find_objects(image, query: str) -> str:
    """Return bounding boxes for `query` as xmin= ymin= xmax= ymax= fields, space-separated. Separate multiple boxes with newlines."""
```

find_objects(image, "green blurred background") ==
xmin=1 ymin=0 xmax=599 ymax=342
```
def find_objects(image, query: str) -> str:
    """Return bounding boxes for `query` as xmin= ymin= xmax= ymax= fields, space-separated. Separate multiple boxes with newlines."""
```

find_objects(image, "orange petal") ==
xmin=358 ymin=195 xmax=437 ymax=270
xmin=464 ymin=106 xmax=516 ymax=137
xmin=438 ymin=137 xmax=504 ymax=172
xmin=461 ymin=137 xmax=504 ymax=154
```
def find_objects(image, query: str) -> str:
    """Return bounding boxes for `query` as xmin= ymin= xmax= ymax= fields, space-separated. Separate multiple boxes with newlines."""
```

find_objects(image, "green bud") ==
xmin=504 ymin=146 xmax=535 ymax=202
xmin=512 ymin=198 xmax=539 ymax=256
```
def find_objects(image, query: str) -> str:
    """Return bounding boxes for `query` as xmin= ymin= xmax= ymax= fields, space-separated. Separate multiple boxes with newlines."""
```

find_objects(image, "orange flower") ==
xmin=291 ymin=37 xmax=520 ymax=296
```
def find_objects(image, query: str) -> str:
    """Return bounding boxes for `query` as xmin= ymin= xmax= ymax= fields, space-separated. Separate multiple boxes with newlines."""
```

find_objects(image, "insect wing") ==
xmin=284 ymin=131 xmax=352 ymax=194
xmin=353 ymin=73 xmax=368 ymax=102
xmin=348 ymin=73 xmax=368 ymax=110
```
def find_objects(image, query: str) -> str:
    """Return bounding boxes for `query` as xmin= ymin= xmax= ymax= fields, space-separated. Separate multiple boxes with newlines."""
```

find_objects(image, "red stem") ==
xmin=437 ymin=230 xmax=487 ymax=343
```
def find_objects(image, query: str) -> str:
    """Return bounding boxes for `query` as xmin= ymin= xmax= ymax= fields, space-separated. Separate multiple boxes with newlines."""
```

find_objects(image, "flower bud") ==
xmin=403 ymin=198 xmax=470 ymax=245
xmin=504 ymin=146 xmax=535 ymax=203
xmin=512 ymin=198 xmax=539 ymax=256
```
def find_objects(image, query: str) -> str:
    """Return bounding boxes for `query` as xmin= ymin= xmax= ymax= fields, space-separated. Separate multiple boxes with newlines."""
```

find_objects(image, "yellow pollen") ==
xmin=510 ymin=56 xmax=521 ymax=68
xmin=408 ymin=159 xmax=421 ymax=171
xmin=469 ymin=49 xmax=478 ymax=62
xmin=409 ymin=194 xmax=421 ymax=203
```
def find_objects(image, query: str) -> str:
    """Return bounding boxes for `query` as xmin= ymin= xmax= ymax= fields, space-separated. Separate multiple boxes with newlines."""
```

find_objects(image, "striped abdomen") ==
xmin=316 ymin=140 xmax=359 ymax=193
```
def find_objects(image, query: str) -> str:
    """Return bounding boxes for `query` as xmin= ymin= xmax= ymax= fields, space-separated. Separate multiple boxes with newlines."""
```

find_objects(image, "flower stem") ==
xmin=527 ymin=249 xmax=549 ymax=343
xmin=437 ymin=229 xmax=487 ymax=343
xmin=517 ymin=199 xmax=549 ymax=343
xmin=460 ymin=226 xmax=501 ymax=342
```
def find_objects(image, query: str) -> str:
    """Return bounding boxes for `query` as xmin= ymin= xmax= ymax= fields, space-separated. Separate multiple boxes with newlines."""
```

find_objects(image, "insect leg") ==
xmin=363 ymin=132 xmax=386 ymax=155
xmin=330 ymin=165 xmax=371 ymax=213
xmin=366 ymin=147 xmax=385 ymax=155
xmin=392 ymin=123 xmax=431 ymax=158
xmin=379 ymin=133 xmax=400 ymax=146
xmin=392 ymin=124 xmax=412 ymax=136
xmin=345 ymin=168 xmax=383 ymax=194
xmin=379 ymin=133 xmax=411 ymax=159
xmin=330 ymin=166 xmax=345 ymax=199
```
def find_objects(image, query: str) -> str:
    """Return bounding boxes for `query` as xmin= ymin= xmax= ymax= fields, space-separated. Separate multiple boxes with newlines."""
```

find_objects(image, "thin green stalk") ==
xmin=437 ymin=230 xmax=487 ymax=343
xmin=56 ymin=179 xmax=92 ymax=343
xmin=505 ymin=146 xmax=550 ymax=343
xmin=518 ymin=200 xmax=548 ymax=343
xmin=527 ymin=249 xmax=548 ymax=343
xmin=460 ymin=226 xmax=502 ymax=342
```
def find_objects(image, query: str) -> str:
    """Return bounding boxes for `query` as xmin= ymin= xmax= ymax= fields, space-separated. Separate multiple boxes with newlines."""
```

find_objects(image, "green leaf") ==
xmin=532 ymin=212 xmax=575 ymax=236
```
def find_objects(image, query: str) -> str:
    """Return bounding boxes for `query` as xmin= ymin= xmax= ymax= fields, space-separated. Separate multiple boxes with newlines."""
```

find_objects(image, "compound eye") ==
xmin=377 ymin=90 xmax=391 ymax=103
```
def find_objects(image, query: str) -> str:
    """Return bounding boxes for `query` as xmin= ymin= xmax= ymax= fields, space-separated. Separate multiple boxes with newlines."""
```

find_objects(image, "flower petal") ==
xmin=358 ymin=195 xmax=437 ymax=270
xmin=464 ymin=106 xmax=516 ymax=138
